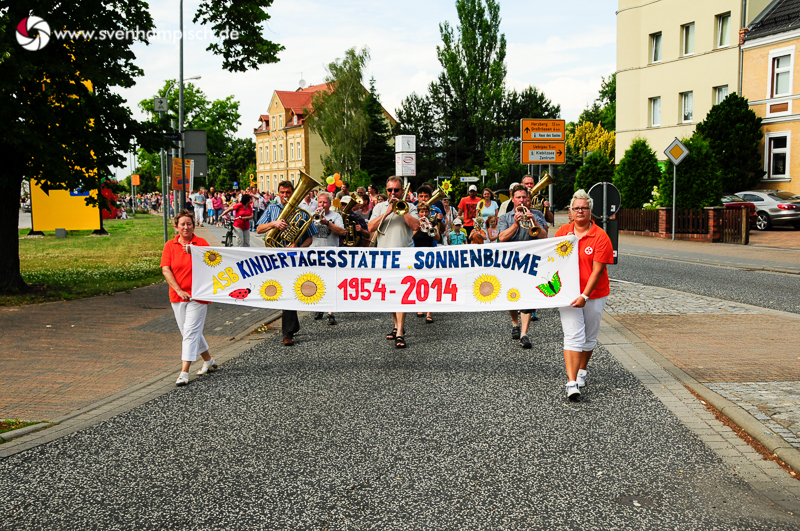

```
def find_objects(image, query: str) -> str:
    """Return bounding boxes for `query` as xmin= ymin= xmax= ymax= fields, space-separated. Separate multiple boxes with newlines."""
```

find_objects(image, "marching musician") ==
xmin=339 ymin=195 xmax=370 ymax=247
xmin=256 ymin=180 xmax=318 ymax=347
xmin=412 ymin=202 xmax=441 ymax=324
xmin=367 ymin=176 xmax=420 ymax=349
xmin=310 ymin=191 xmax=345 ymax=326
xmin=523 ymin=174 xmax=554 ymax=225
xmin=498 ymin=184 xmax=548 ymax=349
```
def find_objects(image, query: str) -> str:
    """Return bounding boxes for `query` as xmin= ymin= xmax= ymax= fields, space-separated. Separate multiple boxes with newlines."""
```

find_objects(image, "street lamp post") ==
xmin=449 ymin=136 xmax=458 ymax=177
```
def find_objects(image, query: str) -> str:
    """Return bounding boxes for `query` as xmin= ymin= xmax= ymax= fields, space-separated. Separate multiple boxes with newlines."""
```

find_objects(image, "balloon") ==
xmin=326 ymin=176 xmax=335 ymax=185
xmin=335 ymin=180 xmax=343 ymax=188
xmin=333 ymin=173 xmax=340 ymax=180
xmin=327 ymin=184 xmax=336 ymax=192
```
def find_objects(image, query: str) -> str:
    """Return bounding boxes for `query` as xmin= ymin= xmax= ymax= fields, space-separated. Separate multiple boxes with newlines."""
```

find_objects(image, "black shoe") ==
xmin=313 ymin=312 xmax=324 ymax=320
xmin=327 ymin=314 xmax=336 ymax=325
xmin=531 ymin=314 xmax=540 ymax=322
xmin=511 ymin=325 xmax=521 ymax=340
xmin=520 ymin=335 xmax=531 ymax=349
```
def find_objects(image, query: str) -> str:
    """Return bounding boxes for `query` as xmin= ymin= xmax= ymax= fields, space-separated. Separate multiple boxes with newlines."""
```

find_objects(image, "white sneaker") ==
xmin=197 ymin=359 xmax=218 ymax=375
xmin=566 ymin=381 xmax=581 ymax=401
xmin=176 ymin=372 xmax=189 ymax=386
xmin=577 ymin=369 xmax=587 ymax=388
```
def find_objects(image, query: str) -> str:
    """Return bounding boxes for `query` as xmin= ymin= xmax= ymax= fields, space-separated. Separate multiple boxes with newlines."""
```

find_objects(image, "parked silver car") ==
xmin=736 ymin=189 xmax=800 ymax=230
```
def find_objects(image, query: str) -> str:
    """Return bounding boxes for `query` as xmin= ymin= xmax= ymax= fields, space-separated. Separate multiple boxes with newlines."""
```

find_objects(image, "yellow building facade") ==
xmin=616 ymin=0 xmax=770 ymax=163
xmin=741 ymin=4 xmax=800 ymax=196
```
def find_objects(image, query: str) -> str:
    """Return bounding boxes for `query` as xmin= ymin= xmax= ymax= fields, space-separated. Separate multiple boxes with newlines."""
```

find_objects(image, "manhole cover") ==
xmin=617 ymin=495 xmax=654 ymax=508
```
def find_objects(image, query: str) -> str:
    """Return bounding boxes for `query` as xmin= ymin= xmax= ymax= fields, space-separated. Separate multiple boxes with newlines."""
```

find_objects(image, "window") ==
xmin=715 ymin=85 xmax=729 ymax=104
xmin=273 ymin=145 xmax=277 ymax=162
xmin=265 ymin=144 xmax=269 ymax=162
xmin=297 ymin=141 xmax=301 ymax=160
xmin=290 ymin=142 xmax=294 ymax=160
xmin=682 ymin=23 xmax=695 ymax=56
xmin=293 ymin=115 xmax=297 ymax=125
xmin=765 ymin=132 xmax=790 ymax=180
xmin=259 ymin=147 xmax=262 ymax=163
xmin=649 ymin=97 xmax=661 ymax=126
xmin=681 ymin=91 xmax=693 ymax=122
xmin=717 ymin=13 xmax=731 ymax=47
xmin=771 ymin=54 xmax=793 ymax=97
xmin=650 ymin=32 xmax=662 ymax=63
xmin=279 ymin=144 xmax=284 ymax=161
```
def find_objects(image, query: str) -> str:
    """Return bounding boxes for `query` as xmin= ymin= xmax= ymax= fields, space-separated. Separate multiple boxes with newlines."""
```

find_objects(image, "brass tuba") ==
xmin=340 ymin=193 xmax=365 ymax=247
xmin=528 ymin=171 xmax=555 ymax=213
xmin=263 ymin=170 xmax=323 ymax=248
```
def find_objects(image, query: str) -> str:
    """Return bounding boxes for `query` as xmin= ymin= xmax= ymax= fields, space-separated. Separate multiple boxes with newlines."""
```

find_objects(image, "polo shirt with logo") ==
xmin=160 ymin=235 xmax=210 ymax=303
xmin=554 ymin=221 xmax=613 ymax=298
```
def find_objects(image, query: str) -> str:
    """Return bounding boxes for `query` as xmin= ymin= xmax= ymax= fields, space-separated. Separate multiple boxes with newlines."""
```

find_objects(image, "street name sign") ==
xmin=520 ymin=119 xmax=566 ymax=141
xmin=460 ymin=176 xmax=479 ymax=182
xmin=521 ymin=142 xmax=566 ymax=164
xmin=164 ymin=132 xmax=181 ymax=141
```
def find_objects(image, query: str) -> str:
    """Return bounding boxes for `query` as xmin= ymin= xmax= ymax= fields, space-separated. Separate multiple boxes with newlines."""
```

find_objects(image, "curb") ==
xmin=0 ymin=422 xmax=53 ymax=442
xmin=621 ymin=251 xmax=800 ymax=276
xmin=602 ymin=313 xmax=800 ymax=474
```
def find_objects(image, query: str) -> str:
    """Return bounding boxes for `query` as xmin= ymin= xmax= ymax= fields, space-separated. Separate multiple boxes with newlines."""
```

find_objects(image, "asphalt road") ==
xmin=610 ymin=254 xmax=800 ymax=315
xmin=1 ymin=309 xmax=796 ymax=530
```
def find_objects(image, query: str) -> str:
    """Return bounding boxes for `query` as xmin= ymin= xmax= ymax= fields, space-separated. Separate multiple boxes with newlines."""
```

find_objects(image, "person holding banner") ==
xmin=256 ymin=181 xmax=318 ymax=346
xmin=161 ymin=209 xmax=217 ymax=386
xmin=498 ymin=184 xmax=549 ymax=349
xmin=555 ymin=190 xmax=613 ymax=401
xmin=368 ymin=176 xmax=420 ymax=349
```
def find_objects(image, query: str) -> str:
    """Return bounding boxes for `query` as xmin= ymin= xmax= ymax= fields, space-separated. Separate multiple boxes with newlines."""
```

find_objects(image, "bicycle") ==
xmin=222 ymin=216 xmax=237 ymax=247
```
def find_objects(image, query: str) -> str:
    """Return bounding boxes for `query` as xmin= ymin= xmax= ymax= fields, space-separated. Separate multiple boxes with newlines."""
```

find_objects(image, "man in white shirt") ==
xmin=367 ymin=176 xmax=420 ymax=349
xmin=310 ymin=191 xmax=345 ymax=325
xmin=299 ymin=190 xmax=317 ymax=214
xmin=191 ymin=189 xmax=206 ymax=226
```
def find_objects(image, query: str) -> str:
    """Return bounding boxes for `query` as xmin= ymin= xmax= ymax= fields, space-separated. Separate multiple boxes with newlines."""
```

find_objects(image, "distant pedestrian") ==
xmin=555 ymin=190 xmax=614 ymax=401
xmin=220 ymin=194 xmax=254 ymax=247
xmin=160 ymin=209 xmax=217 ymax=386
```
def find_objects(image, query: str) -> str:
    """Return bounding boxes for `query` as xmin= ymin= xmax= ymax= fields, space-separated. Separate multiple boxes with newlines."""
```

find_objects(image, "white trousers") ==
xmin=193 ymin=206 xmax=205 ymax=223
xmin=171 ymin=301 xmax=210 ymax=362
xmin=558 ymin=296 xmax=607 ymax=352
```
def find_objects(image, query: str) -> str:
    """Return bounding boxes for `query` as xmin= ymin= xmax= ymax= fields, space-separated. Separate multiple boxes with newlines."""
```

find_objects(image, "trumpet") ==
xmin=516 ymin=205 xmax=540 ymax=238
xmin=370 ymin=182 xmax=411 ymax=247
xmin=311 ymin=208 xmax=324 ymax=223
xmin=420 ymin=216 xmax=437 ymax=237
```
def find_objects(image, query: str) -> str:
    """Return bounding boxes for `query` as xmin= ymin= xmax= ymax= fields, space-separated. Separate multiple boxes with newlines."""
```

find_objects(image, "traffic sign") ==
xmin=154 ymin=97 xmax=168 ymax=112
xmin=460 ymin=176 xmax=479 ymax=182
xmin=588 ymin=182 xmax=621 ymax=218
xmin=664 ymin=138 xmax=689 ymax=165
xmin=395 ymin=153 xmax=416 ymax=176
xmin=520 ymin=119 xmax=566 ymax=142
xmin=164 ymin=132 xmax=181 ymax=141
xmin=521 ymin=142 xmax=566 ymax=164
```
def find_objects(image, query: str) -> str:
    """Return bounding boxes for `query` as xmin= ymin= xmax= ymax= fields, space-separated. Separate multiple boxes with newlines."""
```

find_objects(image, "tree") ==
xmin=614 ymin=138 xmax=662 ymax=208
xmin=360 ymin=77 xmax=395 ymax=182
xmin=579 ymin=74 xmax=616 ymax=132
xmin=484 ymin=140 xmax=524 ymax=190
xmin=568 ymin=121 xmax=616 ymax=160
xmin=575 ymin=151 xmax=614 ymax=192
xmin=1 ymin=0 xmax=283 ymax=292
xmin=657 ymin=135 xmax=722 ymax=210
xmin=495 ymin=87 xmax=560 ymax=140
xmin=307 ymin=47 xmax=370 ymax=180
xmin=395 ymin=92 xmax=442 ymax=180
xmin=695 ymin=93 xmax=764 ymax=192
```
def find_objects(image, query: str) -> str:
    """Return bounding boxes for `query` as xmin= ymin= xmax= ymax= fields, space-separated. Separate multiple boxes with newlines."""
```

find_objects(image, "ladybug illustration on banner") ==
xmin=229 ymin=288 xmax=252 ymax=300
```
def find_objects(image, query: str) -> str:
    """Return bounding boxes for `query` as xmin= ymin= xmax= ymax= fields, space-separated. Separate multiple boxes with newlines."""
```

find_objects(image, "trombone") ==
xmin=369 ymin=182 xmax=411 ymax=247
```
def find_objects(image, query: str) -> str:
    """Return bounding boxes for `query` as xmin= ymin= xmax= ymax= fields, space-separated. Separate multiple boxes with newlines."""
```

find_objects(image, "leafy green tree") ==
xmin=551 ymin=137 xmax=581 ymax=209
xmin=360 ymin=77 xmax=395 ymax=182
xmin=579 ymin=74 xmax=616 ymax=132
xmin=575 ymin=151 xmax=614 ymax=192
xmin=395 ymin=92 xmax=442 ymax=179
xmin=614 ymin=138 xmax=661 ymax=208
xmin=695 ymin=93 xmax=764 ymax=192
xmin=484 ymin=140 xmax=525 ymax=189
xmin=496 ymin=87 xmax=561 ymax=140
xmin=307 ymin=46 xmax=371 ymax=180
xmin=1 ymin=0 xmax=283 ymax=292
xmin=657 ymin=136 xmax=722 ymax=210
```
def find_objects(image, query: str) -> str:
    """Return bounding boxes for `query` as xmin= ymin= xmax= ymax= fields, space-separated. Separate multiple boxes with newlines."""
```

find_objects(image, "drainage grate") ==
xmin=617 ymin=495 xmax=654 ymax=508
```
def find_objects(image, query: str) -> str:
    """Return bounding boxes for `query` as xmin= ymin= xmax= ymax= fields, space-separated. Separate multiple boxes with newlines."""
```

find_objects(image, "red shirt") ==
xmin=230 ymin=202 xmax=253 ymax=230
xmin=160 ymin=235 xmax=210 ymax=304
xmin=555 ymin=221 xmax=613 ymax=298
xmin=458 ymin=196 xmax=482 ymax=227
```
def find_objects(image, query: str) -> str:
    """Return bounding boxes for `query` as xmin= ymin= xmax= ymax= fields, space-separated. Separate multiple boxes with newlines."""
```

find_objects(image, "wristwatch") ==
xmin=580 ymin=294 xmax=589 ymax=301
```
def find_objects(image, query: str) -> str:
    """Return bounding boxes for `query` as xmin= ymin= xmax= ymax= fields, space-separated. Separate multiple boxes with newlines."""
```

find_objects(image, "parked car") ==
xmin=736 ymin=189 xmax=800 ymax=230
xmin=720 ymin=194 xmax=757 ymax=226
xmin=22 ymin=200 xmax=31 ymax=213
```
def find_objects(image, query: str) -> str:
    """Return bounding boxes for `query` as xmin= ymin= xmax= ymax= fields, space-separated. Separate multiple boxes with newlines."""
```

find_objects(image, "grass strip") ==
xmin=3 ymin=215 xmax=169 ymax=306
xmin=0 ymin=419 xmax=40 ymax=435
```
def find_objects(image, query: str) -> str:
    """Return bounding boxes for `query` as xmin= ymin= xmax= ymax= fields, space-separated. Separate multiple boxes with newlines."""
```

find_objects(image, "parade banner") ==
xmin=191 ymin=237 xmax=580 ymax=313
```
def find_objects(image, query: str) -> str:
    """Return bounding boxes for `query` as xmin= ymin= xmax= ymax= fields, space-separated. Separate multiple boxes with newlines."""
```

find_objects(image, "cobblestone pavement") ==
xmin=606 ymin=280 xmax=800 ymax=458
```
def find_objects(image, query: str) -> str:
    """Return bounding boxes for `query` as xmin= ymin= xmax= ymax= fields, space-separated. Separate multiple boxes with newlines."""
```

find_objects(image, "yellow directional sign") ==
xmin=30 ymin=180 xmax=100 ymax=231
xmin=521 ymin=141 xmax=566 ymax=164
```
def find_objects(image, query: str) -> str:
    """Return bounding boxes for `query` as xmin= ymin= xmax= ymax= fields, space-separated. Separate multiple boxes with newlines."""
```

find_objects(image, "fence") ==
xmin=674 ymin=209 xmax=708 ymax=234
xmin=721 ymin=208 xmax=749 ymax=245
xmin=617 ymin=209 xmax=659 ymax=232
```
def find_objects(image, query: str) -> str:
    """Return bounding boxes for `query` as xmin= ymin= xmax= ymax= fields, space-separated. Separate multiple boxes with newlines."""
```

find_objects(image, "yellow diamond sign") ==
xmin=664 ymin=138 xmax=690 ymax=165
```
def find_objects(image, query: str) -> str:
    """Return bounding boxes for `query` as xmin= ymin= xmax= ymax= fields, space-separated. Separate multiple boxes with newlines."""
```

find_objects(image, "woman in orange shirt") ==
xmin=554 ymin=190 xmax=614 ymax=401
xmin=160 ymin=210 xmax=217 ymax=386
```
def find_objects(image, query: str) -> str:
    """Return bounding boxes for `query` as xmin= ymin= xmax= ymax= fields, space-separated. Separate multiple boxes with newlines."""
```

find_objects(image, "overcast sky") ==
xmin=116 ymin=0 xmax=616 ymax=177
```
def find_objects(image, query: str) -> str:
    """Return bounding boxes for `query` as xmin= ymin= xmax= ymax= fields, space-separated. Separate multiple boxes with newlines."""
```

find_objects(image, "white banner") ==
xmin=191 ymin=237 xmax=580 ymax=312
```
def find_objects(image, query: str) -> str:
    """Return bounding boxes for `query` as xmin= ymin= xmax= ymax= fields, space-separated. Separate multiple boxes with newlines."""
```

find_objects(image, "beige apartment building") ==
xmin=254 ymin=83 xmax=398 ymax=193
xmin=741 ymin=0 xmax=800 ymax=195
xmin=254 ymin=83 xmax=329 ymax=193
xmin=616 ymin=0 xmax=771 ymax=163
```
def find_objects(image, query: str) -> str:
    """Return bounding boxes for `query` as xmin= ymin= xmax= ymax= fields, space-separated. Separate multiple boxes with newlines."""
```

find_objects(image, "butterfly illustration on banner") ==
xmin=536 ymin=271 xmax=562 ymax=297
